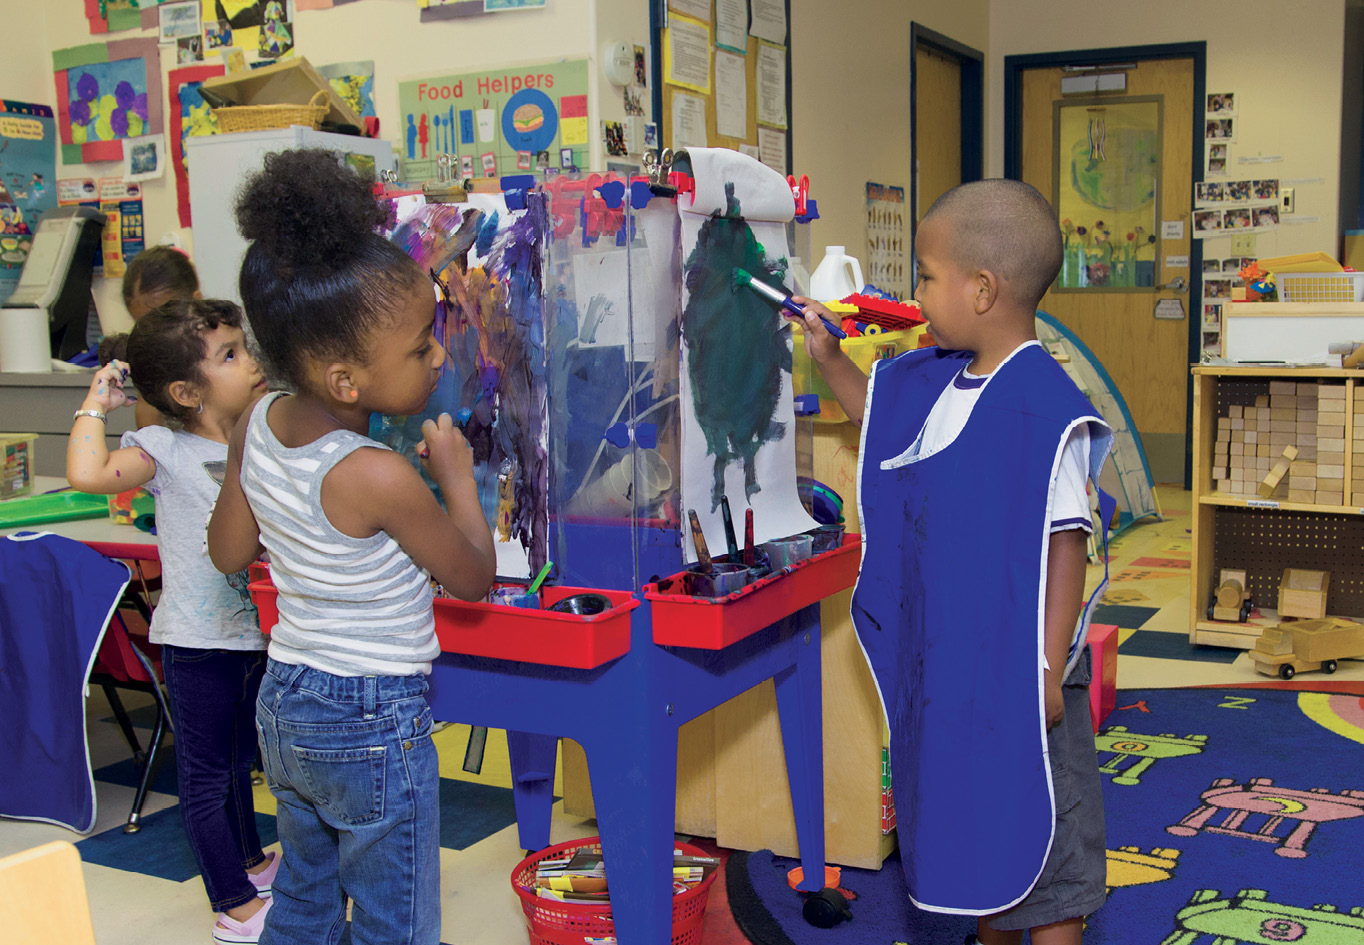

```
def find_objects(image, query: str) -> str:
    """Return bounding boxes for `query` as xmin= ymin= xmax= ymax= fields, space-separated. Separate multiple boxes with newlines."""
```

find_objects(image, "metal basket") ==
xmin=1277 ymin=271 xmax=1364 ymax=304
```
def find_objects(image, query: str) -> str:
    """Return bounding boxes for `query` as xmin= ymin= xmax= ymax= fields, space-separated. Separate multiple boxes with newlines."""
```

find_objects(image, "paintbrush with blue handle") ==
xmin=732 ymin=268 xmax=848 ymax=339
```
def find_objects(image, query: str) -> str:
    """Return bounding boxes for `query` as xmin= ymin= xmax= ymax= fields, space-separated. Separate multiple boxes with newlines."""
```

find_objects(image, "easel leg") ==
xmin=774 ymin=607 xmax=825 ymax=892
xmin=507 ymin=731 xmax=558 ymax=853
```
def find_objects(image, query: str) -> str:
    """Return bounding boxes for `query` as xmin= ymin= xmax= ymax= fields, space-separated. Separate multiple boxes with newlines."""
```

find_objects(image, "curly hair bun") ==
xmin=97 ymin=333 xmax=130 ymax=367
xmin=234 ymin=149 xmax=386 ymax=268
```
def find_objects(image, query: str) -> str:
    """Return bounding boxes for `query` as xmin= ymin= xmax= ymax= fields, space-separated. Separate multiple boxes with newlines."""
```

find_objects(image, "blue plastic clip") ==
xmin=604 ymin=422 xmax=631 ymax=448
xmin=598 ymin=180 xmax=626 ymax=209
xmin=500 ymin=174 xmax=537 ymax=192
xmin=794 ymin=198 xmax=820 ymax=225
xmin=505 ymin=189 xmax=528 ymax=211
xmin=635 ymin=423 xmax=657 ymax=449
xmin=793 ymin=394 xmax=821 ymax=417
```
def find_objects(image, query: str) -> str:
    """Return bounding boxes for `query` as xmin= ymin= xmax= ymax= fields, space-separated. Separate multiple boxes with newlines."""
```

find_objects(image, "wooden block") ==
xmin=1297 ymin=410 xmax=1318 ymax=424
xmin=1256 ymin=395 xmax=1270 ymax=407
xmin=1228 ymin=405 xmax=1244 ymax=419
xmin=1214 ymin=444 xmax=1229 ymax=458
xmin=1289 ymin=489 xmax=1317 ymax=503
xmin=1281 ymin=445 xmax=1300 ymax=461
xmin=1258 ymin=444 xmax=1273 ymax=458
xmin=1279 ymin=568 xmax=1331 ymax=619
xmin=1230 ymin=442 xmax=1245 ymax=456
xmin=1317 ymin=464 xmax=1346 ymax=479
xmin=1289 ymin=476 xmax=1318 ymax=490
xmin=1217 ymin=429 xmax=1231 ymax=442
xmin=1298 ymin=421 xmax=1319 ymax=435
xmin=1270 ymin=380 xmax=1298 ymax=395
xmin=1258 ymin=407 xmax=1272 ymax=421
xmin=1318 ymin=477 xmax=1345 ymax=491
xmin=1297 ymin=435 xmax=1318 ymax=449
xmin=1320 ymin=384 xmax=1347 ymax=398
xmin=1352 ymin=492 xmax=1364 ymax=505
xmin=1319 ymin=451 xmax=1346 ymax=465
xmin=1290 ymin=461 xmax=1318 ymax=476
xmin=1245 ymin=419 xmax=1259 ymax=432
xmin=1317 ymin=427 xmax=1346 ymax=441
xmin=1231 ymin=430 xmax=1245 ymax=443
xmin=1321 ymin=437 xmax=1347 ymax=453
xmin=1318 ymin=412 xmax=1346 ymax=427
xmin=1270 ymin=421 xmax=1298 ymax=433
xmin=1270 ymin=408 xmax=1296 ymax=422
xmin=1298 ymin=445 xmax=1318 ymax=460
xmin=1317 ymin=491 xmax=1345 ymax=505
xmin=1216 ymin=479 xmax=1232 ymax=493
xmin=1212 ymin=466 xmax=1227 ymax=480
xmin=1231 ymin=417 xmax=1246 ymax=430
xmin=1245 ymin=431 xmax=1259 ymax=444
xmin=1258 ymin=471 xmax=1287 ymax=497
xmin=1271 ymin=396 xmax=1299 ymax=410
xmin=1297 ymin=382 xmax=1321 ymax=396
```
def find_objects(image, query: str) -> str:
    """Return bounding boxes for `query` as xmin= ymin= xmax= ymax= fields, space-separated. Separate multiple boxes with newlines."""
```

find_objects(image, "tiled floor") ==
xmin=5 ymin=484 xmax=1358 ymax=944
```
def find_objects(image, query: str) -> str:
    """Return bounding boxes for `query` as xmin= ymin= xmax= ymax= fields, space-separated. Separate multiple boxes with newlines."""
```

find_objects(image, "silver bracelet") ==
xmin=73 ymin=408 xmax=108 ymax=423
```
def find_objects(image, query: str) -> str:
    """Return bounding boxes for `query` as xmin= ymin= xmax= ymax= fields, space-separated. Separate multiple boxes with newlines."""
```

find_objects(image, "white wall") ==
xmin=987 ymin=0 xmax=1349 ymax=260
xmin=790 ymin=0 xmax=990 ymax=276
xmin=2 ymin=0 xmax=653 ymax=333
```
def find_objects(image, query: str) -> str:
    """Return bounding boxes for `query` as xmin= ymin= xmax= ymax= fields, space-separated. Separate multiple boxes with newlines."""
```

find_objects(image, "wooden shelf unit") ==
xmin=1191 ymin=365 xmax=1364 ymax=649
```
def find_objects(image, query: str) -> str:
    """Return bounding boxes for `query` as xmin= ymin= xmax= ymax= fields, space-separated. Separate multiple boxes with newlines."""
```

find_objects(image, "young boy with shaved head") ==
xmin=797 ymin=179 xmax=1112 ymax=944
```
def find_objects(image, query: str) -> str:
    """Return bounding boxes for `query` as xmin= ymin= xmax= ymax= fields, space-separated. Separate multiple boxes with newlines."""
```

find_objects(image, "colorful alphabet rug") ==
xmin=728 ymin=686 xmax=1364 ymax=945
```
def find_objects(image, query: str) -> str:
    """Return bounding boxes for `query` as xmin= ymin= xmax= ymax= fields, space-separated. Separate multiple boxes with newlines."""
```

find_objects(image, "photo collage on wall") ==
xmin=1192 ymin=178 xmax=1280 ymax=238
xmin=1199 ymin=255 xmax=1258 ymax=358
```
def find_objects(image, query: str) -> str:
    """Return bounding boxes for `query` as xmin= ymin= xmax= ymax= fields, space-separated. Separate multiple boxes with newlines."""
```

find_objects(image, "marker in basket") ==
xmin=688 ymin=509 xmax=713 ymax=573
xmin=527 ymin=560 xmax=554 ymax=595
xmin=720 ymin=496 xmax=739 ymax=559
xmin=743 ymin=508 xmax=755 ymax=566
xmin=732 ymin=268 xmax=847 ymax=339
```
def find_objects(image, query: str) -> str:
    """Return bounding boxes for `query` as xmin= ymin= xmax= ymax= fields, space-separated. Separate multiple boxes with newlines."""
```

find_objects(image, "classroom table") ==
xmin=7 ymin=476 xmax=836 ymax=945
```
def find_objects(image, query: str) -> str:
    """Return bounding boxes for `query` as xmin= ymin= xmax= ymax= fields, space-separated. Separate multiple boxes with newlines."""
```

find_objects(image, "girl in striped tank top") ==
xmin=208 ymin=149 xmax=496 ymax=945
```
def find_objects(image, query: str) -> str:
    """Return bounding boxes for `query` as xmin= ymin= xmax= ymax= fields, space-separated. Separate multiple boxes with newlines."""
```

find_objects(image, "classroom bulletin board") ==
xmin=658 ymin=0 xmax=792 ymax=175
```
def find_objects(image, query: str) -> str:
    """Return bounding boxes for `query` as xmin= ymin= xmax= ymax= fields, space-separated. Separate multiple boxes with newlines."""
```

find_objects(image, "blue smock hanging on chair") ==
xmin=851 ymin=343 xmax=1112 ymax=915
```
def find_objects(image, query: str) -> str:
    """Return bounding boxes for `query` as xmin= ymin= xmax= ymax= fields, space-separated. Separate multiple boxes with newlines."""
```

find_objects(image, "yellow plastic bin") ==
xmin=792 ymin=325 xmax=929 ymax=423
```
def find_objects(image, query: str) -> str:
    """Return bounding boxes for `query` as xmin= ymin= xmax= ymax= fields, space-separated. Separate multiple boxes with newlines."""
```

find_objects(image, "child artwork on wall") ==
xmin=53 ymin=39 xmax=163 ymax=164
xmin=374 ymin=192 xmax=550 ymax=578
xmin=675 ymin=148 xmax=817 ymax=559
xmin=318 ymin=60 xmax=377 ymax=118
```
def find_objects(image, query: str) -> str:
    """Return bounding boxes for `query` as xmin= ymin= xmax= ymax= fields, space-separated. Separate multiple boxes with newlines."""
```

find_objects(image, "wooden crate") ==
xmin=1278 ymin=568 xmax=1330 ymax=618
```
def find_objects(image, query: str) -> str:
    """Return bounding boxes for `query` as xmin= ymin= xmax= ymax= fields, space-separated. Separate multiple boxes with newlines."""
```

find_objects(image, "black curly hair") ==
xmin=235 ymin=149 xmax=425 ymax=390
xmin=114 ymin=299 xmax=245 ymax=426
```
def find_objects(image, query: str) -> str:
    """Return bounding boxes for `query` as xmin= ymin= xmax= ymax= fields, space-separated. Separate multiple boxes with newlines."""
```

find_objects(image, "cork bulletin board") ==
xmin=655 ymin=0 xmax=792 ymax=174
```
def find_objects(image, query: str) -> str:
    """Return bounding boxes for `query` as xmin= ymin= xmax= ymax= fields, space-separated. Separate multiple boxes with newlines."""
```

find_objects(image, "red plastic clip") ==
xmin=787 ymin=174 xmax=809 ymax=217
xmin=668 ymin=172 xmax=695 ymax=199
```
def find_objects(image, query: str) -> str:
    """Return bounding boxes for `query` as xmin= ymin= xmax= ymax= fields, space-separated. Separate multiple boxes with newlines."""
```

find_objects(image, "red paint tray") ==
xmin=248 ymin=568 xmax=638 ymax=670
xmin=643 ymin=534 xmax=861 ymax=649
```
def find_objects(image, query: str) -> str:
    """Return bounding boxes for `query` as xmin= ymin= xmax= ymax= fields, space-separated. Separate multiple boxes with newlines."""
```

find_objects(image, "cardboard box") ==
xmin=199 ymin=57 xmax=365 ymax=131
xmin=1278 ymin=568 xmax=1330 ymax=619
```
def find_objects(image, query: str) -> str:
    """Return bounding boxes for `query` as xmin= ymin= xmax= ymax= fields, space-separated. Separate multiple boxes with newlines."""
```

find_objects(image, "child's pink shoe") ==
xmin=247 ymin=851 xmax=279 ymax=898
xmin=213 ymin=896 xmax=271 ymax=945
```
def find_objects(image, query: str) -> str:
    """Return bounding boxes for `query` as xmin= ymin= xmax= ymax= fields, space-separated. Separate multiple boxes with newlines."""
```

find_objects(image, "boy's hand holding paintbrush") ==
xmin=792 ymin=296 xmax=871 ymax=426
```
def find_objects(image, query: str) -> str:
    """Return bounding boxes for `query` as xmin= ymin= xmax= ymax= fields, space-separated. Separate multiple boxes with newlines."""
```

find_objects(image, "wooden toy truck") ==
xmin=1251 ymin=617 xmax=1364 ymax=679
xmin=1205 ymin=568 xmax=1252 ymax=623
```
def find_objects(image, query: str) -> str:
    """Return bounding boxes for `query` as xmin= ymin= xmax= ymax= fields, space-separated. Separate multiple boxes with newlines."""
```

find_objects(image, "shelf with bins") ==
xmin=1190 ymin=366 xmax=1364 ymax=649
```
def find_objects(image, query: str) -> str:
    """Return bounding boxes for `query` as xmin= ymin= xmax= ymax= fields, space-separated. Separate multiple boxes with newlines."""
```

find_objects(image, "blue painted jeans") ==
xmin=160 ymin=644 xmax=268 ymax=912
xmin=255 ymin=660 xmax=440 ymax=945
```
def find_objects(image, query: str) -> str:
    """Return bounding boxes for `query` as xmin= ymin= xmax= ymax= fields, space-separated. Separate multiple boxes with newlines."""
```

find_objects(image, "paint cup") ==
xmin=574 ymin=449 xmax=673 ymax=515
xmin=490 ymin=586 xmax=539 ymax=609
xmin=687 ymin=563 xmax=751 ymax=598
xmin=804 ymin=524 xmax=846 ymax=554
xmin=547 ymin=593 xmax=612 ymax=616
xmin=762 ymin=535 xmax=814 ymax=569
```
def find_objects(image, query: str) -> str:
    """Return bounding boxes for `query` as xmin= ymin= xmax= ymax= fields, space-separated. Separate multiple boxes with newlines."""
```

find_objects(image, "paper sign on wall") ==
xmin=1161 ymin=220 xmax=1185 ymax=240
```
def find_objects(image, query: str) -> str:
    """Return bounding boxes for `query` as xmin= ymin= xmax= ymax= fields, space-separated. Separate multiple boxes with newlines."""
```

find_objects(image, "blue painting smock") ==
xmin=852 ymin=342 xmax=1112 ymax=915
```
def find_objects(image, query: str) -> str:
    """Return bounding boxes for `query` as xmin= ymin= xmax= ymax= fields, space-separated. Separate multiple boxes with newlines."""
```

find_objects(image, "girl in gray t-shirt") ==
xmin=68 ymin=299 xmax=277 ymax=944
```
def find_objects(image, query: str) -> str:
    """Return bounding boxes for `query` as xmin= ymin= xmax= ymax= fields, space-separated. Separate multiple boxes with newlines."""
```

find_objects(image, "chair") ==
xmin=84 ymin=540 xmax=174 ymax=835
xmin=0 ymin=841 xmax=98 ymax=945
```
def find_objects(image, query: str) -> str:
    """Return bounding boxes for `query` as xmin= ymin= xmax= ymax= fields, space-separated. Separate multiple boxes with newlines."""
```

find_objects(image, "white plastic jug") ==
xmin=809 ymin=246 xmax=864 ymax=302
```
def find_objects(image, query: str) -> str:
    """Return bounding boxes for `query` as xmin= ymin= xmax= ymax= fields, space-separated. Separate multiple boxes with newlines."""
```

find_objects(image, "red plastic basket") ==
xmin=511 ymin=837 xmax=717 ymax=945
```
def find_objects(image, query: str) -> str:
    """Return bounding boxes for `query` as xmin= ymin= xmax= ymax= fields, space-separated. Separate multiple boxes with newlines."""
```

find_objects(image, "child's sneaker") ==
xmin=213 ymin=896 xmax=271 ymax=945
xmin=246 ymin=851 xmax=279 ymax=898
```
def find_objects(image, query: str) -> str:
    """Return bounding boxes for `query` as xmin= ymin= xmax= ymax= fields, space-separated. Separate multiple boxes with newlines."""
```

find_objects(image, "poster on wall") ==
xmin=0 ymin=101 xmax=59 ymax=306
xmin=397 ymin=59 xmax=589 ymax=185
xmin=168 ymin=64 xmax=224 ymax=227
xmin=53 ymin=38 xmax=164 ymax=164
xmin=1053 ymin=98 xmax=1160 ymax=289
xmin=865 ymin=182 xmax=907 ymax=300
xmin=98 ymin=178 xmax=145 ymax=279
xmin=198 ymin=0 xmax=294 ymax=59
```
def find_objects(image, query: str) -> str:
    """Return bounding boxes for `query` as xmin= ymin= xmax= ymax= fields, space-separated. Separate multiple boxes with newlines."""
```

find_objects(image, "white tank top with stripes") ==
xmin=240 ymin=392 xmax=438 ymax=677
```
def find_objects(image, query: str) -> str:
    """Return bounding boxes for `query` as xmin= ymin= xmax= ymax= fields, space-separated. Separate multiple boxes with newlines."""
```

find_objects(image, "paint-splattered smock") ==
xmin=851 ymin=342 xmax=1112 ymax=915
xmin=121 ymin=427 xmax=263 ymax=650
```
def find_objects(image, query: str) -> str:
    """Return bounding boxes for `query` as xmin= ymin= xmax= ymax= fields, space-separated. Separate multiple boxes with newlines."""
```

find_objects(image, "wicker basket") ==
xmin=213 ymin=89 xmax=329 ymax=133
